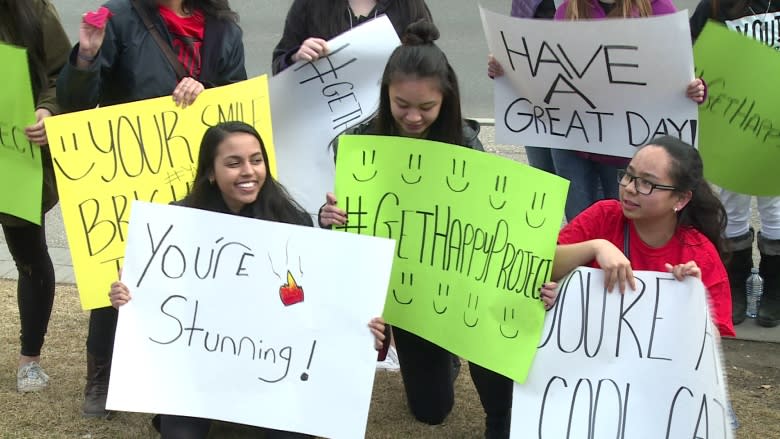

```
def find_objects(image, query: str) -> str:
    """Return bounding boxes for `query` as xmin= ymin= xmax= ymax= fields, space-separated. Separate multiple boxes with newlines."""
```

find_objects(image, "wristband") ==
xmin=77 ymin=51 xmax=97 ymax=62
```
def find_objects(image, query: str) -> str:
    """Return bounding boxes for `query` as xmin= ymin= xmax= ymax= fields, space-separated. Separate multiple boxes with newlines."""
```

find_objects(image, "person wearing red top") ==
xmin=157 ymin=4 xmax=205 ymax=78
xmin=544 ymin=136 xmax=735 ymax=337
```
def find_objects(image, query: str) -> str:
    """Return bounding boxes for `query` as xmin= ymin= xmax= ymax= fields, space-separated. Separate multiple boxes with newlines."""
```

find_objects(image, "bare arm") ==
xmin=552 ymin=240 xmax=601 ymax=280
xmin=553 ymin=239 xmax=636 ymax=292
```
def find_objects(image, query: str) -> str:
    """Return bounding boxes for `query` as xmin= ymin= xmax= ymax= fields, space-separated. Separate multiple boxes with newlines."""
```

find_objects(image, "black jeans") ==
xmin=393 ymin=327 xmax=513 ymax=435
xmin=2 ymin=223 xmax=55 ymax=357
xmin=87 ymin=306 xmax=118 ymax=358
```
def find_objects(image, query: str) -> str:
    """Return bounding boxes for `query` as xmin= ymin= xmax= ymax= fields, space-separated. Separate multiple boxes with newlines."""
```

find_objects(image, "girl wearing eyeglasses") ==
xmin=542 ymin=135 xmax=735 ymax=338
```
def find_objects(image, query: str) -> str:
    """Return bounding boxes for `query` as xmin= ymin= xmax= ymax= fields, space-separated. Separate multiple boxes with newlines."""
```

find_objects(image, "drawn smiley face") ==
xmin=402 ymin=153 xmax=422 ymax=184
xmin=352 ymin=149 xmax=377 ymax=182
xmin=499 ymin=306 xmax=520 ymax=339
xmin=433 ymin=283 xmax=450 ymax=315
xmin=463 ymin=292 xmax=479 ymax=328
xmin=525 ymin=192 xmax=547 ymax=229
xmin=446 ymin=159 xmax=470 ymax=193
xmin=489 ymin=175 xmax=508 ymax=210
xmin=392 ymin=271 xmax=414 ymax=305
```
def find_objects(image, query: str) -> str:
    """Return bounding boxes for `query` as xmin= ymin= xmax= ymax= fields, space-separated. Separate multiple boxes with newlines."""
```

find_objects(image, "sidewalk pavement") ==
xmin=1 ymin=126 xmax=777 ymax=344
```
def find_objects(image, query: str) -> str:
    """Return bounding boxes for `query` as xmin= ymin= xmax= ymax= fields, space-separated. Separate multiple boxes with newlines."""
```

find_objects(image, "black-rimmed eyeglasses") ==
xmin=617 ymin=170 xmax=678 ymax=195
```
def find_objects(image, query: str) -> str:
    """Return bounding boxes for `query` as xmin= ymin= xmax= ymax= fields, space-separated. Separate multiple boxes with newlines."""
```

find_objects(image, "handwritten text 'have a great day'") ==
xmin=499 ymin=36 xmax=697 ymax=146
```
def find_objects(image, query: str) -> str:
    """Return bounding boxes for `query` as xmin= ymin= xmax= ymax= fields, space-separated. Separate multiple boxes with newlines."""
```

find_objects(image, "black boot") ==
xmin=82 ymin=353 xmax=113 ymax=418
xmin=758 ymin=233 xmax=780 ymax=328
xmin=725 ymin=231 xmax=754 ymax=325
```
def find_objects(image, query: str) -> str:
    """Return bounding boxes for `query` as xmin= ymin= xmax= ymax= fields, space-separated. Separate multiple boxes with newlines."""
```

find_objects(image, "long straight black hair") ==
xmin=646 ymin=136 xmax=728 ymax=258
xmin=184 ymin=122 xmax=310 ymax=226
xmin=374 ymin=20 xmax=465 ymax=146
xmin=0 ymin=0 xmax=48 ymax=99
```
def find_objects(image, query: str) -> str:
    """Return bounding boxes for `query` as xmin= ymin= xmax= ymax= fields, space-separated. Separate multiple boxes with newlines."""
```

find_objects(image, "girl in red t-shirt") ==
xmin=543 ymin=136 xmax=735 ymax=337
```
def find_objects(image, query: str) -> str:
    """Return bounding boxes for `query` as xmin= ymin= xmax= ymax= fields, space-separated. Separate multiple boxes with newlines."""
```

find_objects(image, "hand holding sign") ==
xmin=171 ymin=77 xmax=205 ymax=108
xmin=318 ymin=192 xmax=346 ymax=228
xmin=109 ymin=281 xmax=131 ymax=309
xmin=687 ymin=78 xmax=706 ymax=104
xmin=24 ymin=108 xmax=52 ymax=146
xmin=293 ymin=38 xmax=329 ymax=64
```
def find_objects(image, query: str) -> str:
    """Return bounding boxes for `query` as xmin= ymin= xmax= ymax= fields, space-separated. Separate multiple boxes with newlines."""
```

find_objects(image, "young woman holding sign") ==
xmin=0 ymin=0 xmax=70 ymax=394
xmin=319 ymin=21 xmax=556 ymax=439
xmin=541 ymin=136 xmax=735 ymax=338
xmin=56 ymin=0 xmax=247 ymax=418
xmin=690 ymin=0 xmax=780 ymax=328
xmin=550 ymin=0 xmax=706 ymax=221
xmin=108 ymin=121 xmax=388 ymax=439
xmin=272 ymin=0 xmax=433 ymax=74
xmin=539 ymin=135 xmax=738 ymax=429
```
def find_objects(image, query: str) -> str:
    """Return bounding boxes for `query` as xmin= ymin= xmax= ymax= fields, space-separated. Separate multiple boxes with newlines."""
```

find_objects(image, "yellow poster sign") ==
xmin=45 ymin=76 xmax=274 ymax=309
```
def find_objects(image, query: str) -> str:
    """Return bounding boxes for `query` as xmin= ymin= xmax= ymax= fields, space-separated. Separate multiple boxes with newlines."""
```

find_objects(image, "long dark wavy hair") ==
xmin=645 ymin=136 xmax=728 ymax=258
xmin=0 ymin=0 xmax=48 ymax=99
xmin=184 ymin=122 xmax=310 ymax=226
xmin=374 ymin=20 xmax=465 ymax=146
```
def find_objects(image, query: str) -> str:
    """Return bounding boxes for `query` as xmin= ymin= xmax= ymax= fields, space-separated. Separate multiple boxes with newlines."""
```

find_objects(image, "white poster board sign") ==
xmin=511 ymin=267 xmax=733 ymax=439
xmin=107 ymin=202 xmax=395 ymax=438
xmin=270 ymin=16 xmax=400 ymax=219
xmin=481 ymin=7 xmax=698 ymax=157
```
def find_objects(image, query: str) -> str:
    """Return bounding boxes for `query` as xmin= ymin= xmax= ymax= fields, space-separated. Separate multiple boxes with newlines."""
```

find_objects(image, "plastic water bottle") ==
xmin=746 ymin=268 xmax=763 ymax=318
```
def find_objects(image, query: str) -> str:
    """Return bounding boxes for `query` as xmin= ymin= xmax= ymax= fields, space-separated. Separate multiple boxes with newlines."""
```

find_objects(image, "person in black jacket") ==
xmin=319 ymin=21 xmax=513 ymax=439
xmin=56 ymin=0 xmax=246 ymax=419
xmin=272 ymin=0 xmax=432 ymax=74
xmin=0 ymin=0 xmax=70 ymax=394
xmin=58 ymin=0 xmax=246 ymax=111
xmin=108 ymin=121 xmax=389 ymax=439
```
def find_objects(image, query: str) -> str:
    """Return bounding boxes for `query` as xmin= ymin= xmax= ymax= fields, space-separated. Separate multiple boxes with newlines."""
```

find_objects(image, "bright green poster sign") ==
xmin=694 ymin=22 xmax=780 ymax=195
xmin=0 ymin=42 xmax=42 ymax=224
xmin=335 ymin=135 xmax=569 ymax=383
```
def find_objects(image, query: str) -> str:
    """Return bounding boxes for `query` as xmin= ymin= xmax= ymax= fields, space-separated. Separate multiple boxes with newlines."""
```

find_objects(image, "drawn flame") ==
xmin=286 ymin=270 xmax=298 ymax=289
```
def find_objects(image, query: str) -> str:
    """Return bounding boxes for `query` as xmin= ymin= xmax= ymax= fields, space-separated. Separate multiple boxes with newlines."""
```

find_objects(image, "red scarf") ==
xmin=158 ymin=5 xmax=205 ymax=78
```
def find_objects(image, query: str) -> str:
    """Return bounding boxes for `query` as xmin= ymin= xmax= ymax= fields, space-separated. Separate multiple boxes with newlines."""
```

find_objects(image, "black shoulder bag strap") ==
xmin=623 ymin=221 xmax=631 ymax=260
xmin=130 ymin=0 xmax=189 ymax=80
